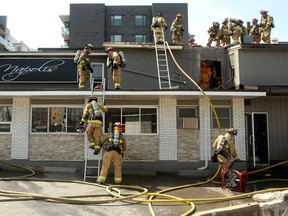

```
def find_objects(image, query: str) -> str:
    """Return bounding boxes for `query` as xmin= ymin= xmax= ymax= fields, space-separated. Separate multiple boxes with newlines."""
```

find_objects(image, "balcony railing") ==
xmin=62 ymin=27 xmax=69 ymax=35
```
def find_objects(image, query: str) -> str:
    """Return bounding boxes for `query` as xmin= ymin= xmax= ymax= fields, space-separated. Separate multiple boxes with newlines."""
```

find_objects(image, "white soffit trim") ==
xmin=0 ymin=91 xmax=266 ymax=97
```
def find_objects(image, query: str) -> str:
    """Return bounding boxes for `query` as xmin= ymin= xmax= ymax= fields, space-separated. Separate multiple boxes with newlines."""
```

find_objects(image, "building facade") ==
xmin=0 ymin=3 xmax=287 ymax=173
xmin=60 ymin=3 xmax=189 ymax=48
xmin=2 ymin=44 xmax=278 ymax=172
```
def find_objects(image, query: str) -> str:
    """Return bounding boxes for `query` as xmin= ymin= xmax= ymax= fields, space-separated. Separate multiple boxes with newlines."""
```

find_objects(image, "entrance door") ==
xmin=245 ymin=112 xmax=270 ymax=167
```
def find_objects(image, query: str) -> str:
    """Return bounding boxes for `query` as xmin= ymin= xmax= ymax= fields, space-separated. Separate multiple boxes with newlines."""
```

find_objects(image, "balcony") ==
xmin=61 ymin=27 xmax=69 ymax=40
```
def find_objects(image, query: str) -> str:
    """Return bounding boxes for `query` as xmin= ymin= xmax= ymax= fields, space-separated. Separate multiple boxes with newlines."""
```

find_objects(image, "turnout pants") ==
xmin=98 ymin=150 xmax=123 ymax=184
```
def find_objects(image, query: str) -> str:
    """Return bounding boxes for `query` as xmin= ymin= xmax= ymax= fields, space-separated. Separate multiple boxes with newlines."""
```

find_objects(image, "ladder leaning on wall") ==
xmin=83 ymin=76 xmax=106 ymax=181
xmin=153 ymin=27 xmax=172 ymax=89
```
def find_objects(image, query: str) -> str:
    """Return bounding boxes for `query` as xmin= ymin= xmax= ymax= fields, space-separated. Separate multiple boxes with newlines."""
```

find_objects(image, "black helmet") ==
xmin=85 ymin=44 xmax=94 ymax=50
xmin=222 ymin=18 xmax=228 ymax=24
xmin=88 ymin=97 xmax=98 ymax=103
xmin=213 ymin=22 xmax=220 ymax=27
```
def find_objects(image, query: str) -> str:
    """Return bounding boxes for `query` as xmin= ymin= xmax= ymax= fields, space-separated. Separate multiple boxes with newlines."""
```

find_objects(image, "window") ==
xmin=0 ymin=106 xmax=12 ymax=132
xmin=31 ymin=106 xmax=83 ymax=133
xmin=200 ymin=60 xmax=222 ymax=89
xmin=111 ymin=35 xmax=122 ymax=42
xmin=111 ymin=15 xmax=122 ymax=26
xmin=211 ymin=107 xmax=231 ymax=129
xmin=177 ymin=107 xmax=198 ymax=129
xmin=104 ymin=107 xmax=157 ymax=134
xmin=91 ymin=63 xmax=104 ymax=82
xmin=135 ymin=15 xmax=147 ymax=26
xmin=135 ymin=35 xmax=146 ymax=42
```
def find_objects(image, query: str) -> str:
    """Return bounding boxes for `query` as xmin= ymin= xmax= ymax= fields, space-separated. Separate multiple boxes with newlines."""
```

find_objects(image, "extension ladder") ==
xmin=83 ymin=133 xmax=102 ymax=181
xmin=153 ymin=27 xmax=172 ymax=89
xmin=83 ymin=75 xmax=106 ymax=181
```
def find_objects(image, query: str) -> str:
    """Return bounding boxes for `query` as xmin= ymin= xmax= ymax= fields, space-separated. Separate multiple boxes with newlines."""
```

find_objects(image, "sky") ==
xmin=1 ymin=0 xmax=287 ymax=49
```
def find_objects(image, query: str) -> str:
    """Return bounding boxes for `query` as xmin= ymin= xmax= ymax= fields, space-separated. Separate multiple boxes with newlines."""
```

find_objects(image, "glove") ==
xmin=90 ymin=68 xmax=94 ymax=74
xmin=113 ymin=64 xmax=118 ymax=69
xmin=94 ymin=149 xmax=100 ymax=155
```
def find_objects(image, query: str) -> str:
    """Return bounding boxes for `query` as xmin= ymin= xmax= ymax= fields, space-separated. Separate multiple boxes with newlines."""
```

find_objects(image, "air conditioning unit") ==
xmin=182 ymin=118 xmax=198 ymax=129
xmin=271 ymin=37 xmax=279 ymax=44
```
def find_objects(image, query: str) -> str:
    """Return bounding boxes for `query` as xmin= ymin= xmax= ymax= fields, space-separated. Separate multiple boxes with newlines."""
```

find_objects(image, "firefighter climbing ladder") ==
xmin=153 ymin=28 xmax=172 ymax=89
xmin=83 ymin=76 xmax=106 ymax=181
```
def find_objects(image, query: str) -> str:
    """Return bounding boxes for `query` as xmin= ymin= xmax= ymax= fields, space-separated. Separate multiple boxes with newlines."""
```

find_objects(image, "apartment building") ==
xmin=60 ymin=3 xmax=189 ymax=48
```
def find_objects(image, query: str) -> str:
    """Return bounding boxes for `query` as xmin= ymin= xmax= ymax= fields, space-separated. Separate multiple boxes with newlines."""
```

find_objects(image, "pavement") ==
xmin=0 ymin=166 xmax=288 ymax=216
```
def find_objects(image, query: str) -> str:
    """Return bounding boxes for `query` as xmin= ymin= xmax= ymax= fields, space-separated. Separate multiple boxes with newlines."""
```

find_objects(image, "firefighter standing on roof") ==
xmin=259 ymin=10 xmax=274 ymax=43
xmin=207 ymin=22 xmax=221 ymax=47
xmin=106 ymin=47 xmax=122 ymax=89
xmin=227 ymin=19 xmax=243 ymax=45
xmin=80 ymin=97 xmax=108 ymax=155
xmin=213 ymin=128 xmax=240 ymax=170
xmin=220 ymin=18 xmax=231 ymax=47
xmin=97 ymin=122 xmax=126 ymax=184
xmin=170 ymin=13 xmax=184 ymax=45
xmin=249 ymin=18 xmax=261 ymax=44
xmin=77 ymin=44 xmax=94 ymax=89
xmin=151 ymin=13 xmax=167 ymax=44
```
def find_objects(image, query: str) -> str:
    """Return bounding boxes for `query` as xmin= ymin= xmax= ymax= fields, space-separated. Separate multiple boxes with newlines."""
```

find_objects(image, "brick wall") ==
xmin=159 ymin=97 xmax=177 ymax=160
xmin=125 ymin=135 xmax=159 ymax=160
xmin=177 ymin=129 xmax=199 ymax=160
xmin=232 ymin=97 xmax=246 ymax=160
xmin=199 ymin=97 xmax=211 ymax=160
xmin=0 ymin=134 xmax=11 ymax=159
xmin=11 ymin=97 xmax=30 ymax=159
xmin=29 ymin=134 xmax=84 ymax=160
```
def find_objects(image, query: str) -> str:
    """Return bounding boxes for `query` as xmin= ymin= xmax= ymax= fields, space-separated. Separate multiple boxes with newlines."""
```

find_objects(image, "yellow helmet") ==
xmin=228 ymin=128 xmax=238 ymax=135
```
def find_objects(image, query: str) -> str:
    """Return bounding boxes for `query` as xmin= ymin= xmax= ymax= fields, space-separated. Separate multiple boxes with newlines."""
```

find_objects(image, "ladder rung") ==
xmin=86 ymin=166 xmax=99 ymax=169
xmin=85 ymin=176 xmax=99 ymax=179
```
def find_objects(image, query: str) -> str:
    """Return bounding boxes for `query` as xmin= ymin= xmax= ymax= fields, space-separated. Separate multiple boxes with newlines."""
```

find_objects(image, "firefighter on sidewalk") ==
xmin=80 ymin=97 xmax=108 ymax=155
xmin=97 ymin=122 xmax=126 ymax=184
xmin=106 ymin=47 xmax=122 ymax=89
xmin=213 ymin=128 xmax=240 ymax=171
xmin=76 ymin=44 xmax=94 ymax=89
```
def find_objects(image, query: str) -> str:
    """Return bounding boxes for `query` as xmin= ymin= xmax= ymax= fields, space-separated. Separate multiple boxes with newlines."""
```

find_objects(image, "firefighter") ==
xmin=80 ymin=97 xmax=108 ymax=154
xmin=151 ymin=13 xmax=167 ymax=44
xmin=259 ymin=10 xmax=274 ymax=43
xmin=249 ymin=18 xmax=261 ymax=44
xmin=220 ymin=18 xmax=232 ymax=47
xmin=213 ymin=128 xmax=240 ymax=170
xmin=106 ymin=47 xmax=122 ymax=89
xmin=170 ymin=13 xmax=184 ymax=45
xmin=77 ymin=44 xmax=94 ymax=89
xmin=207 ymin=22 xmax=221 ymax=47
xmin=97 ymin=122 xmax=126 ymax=184
xmin=227 ymin=18 xmax=243 ymax=45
